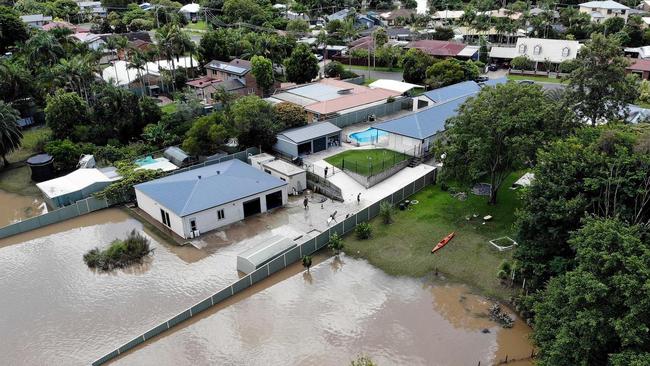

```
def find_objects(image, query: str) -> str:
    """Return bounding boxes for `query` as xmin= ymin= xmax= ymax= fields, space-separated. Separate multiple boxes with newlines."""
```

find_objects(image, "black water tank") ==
xmin=26 ymin=154 xmax=55 ymax=182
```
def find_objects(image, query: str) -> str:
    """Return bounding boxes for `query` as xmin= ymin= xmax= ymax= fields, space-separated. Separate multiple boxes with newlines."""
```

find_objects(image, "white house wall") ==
xmin=135 ymin=189 xmax=185 ymax=238
xmin=384 ymin=133 xmax=423 ymax=156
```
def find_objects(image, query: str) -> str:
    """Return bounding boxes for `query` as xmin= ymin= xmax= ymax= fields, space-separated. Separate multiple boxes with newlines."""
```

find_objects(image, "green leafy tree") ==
xmin=374 ymin=45 xmax=403 ymax=70
xmin=603 ymin=16 xmax=625 ymax=35
xmin=565 ymin=34 xmax=639 ymax=125
xmin=182 ymin=113 xmax=228 ymax=156
xmin=372 ymin=27 xmax=388 ymax=47
xmin=328 ymin=232 xmax=344 ymax=254
xmin=426 ymin=59 xmax=479 ymax=88
xmin=95 ymin=161 xmax=164 ymax=203
xmin=92 ymin=84 xmax=145 ymax=144
xmin=324 ymin=60 xmax=345 ymax=78
xmin=222 ymin=0 xmax=269 ymax=25
xmin=0 ymin=6 xmax=29 ymax=53
xmin=44 ymin=139 xmax=82 ymax=172
xmin=444 ymin=82 xmax=568 ymax=204
xmin=532 ymin=217 xmax=650 ymax=366
xmin=251 ymin=55 xmax=274 ymax=96
xmin=227 ymin=95 xmax=280 ymax=149
xmin=431 ymin=26 xmax=455 ymax=40
xmin=0 ymin=60 xmax=35 ymax=103
xmin=401 ymin=48 xmax=432 ymax=84
xmin=273 ymin=102 xmax=307 ymax=129
xmin=301 ymin=255 xmax=312 ymax=272
xmin=355 ymin=222 xmax=372 ymax=240
xmin=198 ymin=29 xmax=232 ymax=64
xmin=50 ymin=0 xmax=80 ymax=20
xmin=285 ymin=43 xmax=319 ymax=84
xmin=45 ymin=90 xmax=91 ymax=141
xmin=286 ymin=19 xmax=309 ymax=34
xmin=511 ymin=55 xmax=533 ymax=70
xmin=0 ymin=102 xmax=22 ymax=168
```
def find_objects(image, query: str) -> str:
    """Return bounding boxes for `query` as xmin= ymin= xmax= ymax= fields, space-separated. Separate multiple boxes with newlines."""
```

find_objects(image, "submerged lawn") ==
xmin=344 ymin=172 xmax=522 ymax=300
xmin=325 ymin=148 xmax=408 ymax=177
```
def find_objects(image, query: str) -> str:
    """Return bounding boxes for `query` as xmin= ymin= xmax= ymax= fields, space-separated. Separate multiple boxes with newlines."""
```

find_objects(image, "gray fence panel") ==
xmin=231 ymin=277 xmax=251 ymax=294
xmin=343 ymin=216 xmax=356 ymax=234
xmin=392 ymin=189 xmax=404 ymax=203
xmin=36 ymin=211 xmax=60 ymax=227
xmin=168 ymin=309 xmax=191 ymax=328
xmin=87 ymin=197 xmax=108 ymax=212
xmin=92 ymin=350 xmax=120 ymax=366
xmin=329 ymin=222 xmax=344 ymax=237
xmin=77 ymin=200 xmax=90 ymax=215
xmin=143 ymin=323 xmax=169 ymax=341
xmin=299 ymin=238 xmax=315 ymax=256
xmin=0 ymin=224 xmax=20 ymax=238
xmin=251 ymin=267 xmax=268 ymax=285
xmin=357 ymin=207 xmax=369 ymax=223
xmin=118 ymin=336 xmax=143 ymax=354
xmin=285 ymin=245 xmax=301 ymax=263
xmin=191 ymin=297 xmax=213 ymax=315
xmin=58 ymin=205 xmax=79 ymax=220
xmin=413 ymin=176 xmax=425 ymax=192
xmin=368 ymin=202 xmax=380 ymax=219
xmin=315 ymin=232 xmax=329 ymax=250
xmin=17 ymin=217 xmax=40 ymax=232
xmin=268 ymin=256 xmax=286 ymax=275
xmin=212 ymin=288 xmax=232 ymax=304
xmin=403 ymin=182 xmax=415 ymax=197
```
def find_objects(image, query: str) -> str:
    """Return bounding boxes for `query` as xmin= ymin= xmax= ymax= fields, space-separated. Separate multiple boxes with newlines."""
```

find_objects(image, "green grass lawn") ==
xmin=507 ymin=74 xmax=566 ymax=84
xmin=7 ymin=126 xmax=52 ymax=164
xmin=325 ymin=149 xmax=408 ymax=177
xmin=362 ymin=77 xmax=378 ymax=86
xmin=161 ymin=103 xmax=178 ymax=114
xmin=184 ymin=20 xmax=209 ymax=31
xmin=350 ymin=65 xmax=403 ymax=73
xmin=0 ymin=165 xmax=41 ymax=196
xmin=344 ymin=172 xmax=523 ymax=300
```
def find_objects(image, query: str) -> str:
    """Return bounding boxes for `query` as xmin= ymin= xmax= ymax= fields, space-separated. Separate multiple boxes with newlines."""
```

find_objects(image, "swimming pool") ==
xmin=135 ymin=156 xmax=157 ymax=166
xmin=349 ymin=128 xmax=387 ymax=144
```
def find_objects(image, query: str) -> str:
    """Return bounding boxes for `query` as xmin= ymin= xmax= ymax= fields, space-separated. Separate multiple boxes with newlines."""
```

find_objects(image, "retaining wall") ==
xmin=92 ymin=168 xmax=437 ymax=365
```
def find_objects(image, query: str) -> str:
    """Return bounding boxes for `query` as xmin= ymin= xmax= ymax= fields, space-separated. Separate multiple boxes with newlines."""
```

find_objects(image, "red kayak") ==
xmin=431 ymin=232 xmax=455 ymax=253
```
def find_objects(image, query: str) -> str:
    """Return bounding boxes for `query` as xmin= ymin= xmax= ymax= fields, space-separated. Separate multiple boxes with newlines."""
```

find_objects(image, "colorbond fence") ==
xmin=0 ymin=196 xmax=110 ymax=240
xmin=92 ymin=168 xmax=437 ymax=366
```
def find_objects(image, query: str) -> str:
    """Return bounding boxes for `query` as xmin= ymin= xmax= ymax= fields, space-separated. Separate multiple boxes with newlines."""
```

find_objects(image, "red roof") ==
xmin=627 ymin=59 xmax=650 ymax=72
xmin=407 ymin=40 xmax=467 ymax=57
xmin=186 ymin=76 xmax=222 ymax=88
xmin=42 ymin=21 xmax=77 ymax=32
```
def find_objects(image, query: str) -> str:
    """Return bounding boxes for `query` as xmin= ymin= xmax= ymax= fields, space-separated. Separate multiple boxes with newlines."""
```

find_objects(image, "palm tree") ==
xmin=25 ymin=32 xmax=65 ymax=68
xmin=129 ymin=49 xmax=148 ymax=98
xmin=114 ymin=35 xmax=131 ymax=86
xmin=104 ymin=36 xmax=122 ymax=86
xmin=0 ymin=102 xmax=23 ymax=168
xmin=340 ymin=19 xmax=358 ymax=70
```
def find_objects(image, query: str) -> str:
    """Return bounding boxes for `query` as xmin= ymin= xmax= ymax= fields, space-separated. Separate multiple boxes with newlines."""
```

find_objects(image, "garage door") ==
xmin=312 ymin=137 xmax=326 ymax=153
xmin=265 ymin=191 xmax=283 ymax=210
xmin=243 ymin=198 xmax=261 ymax=217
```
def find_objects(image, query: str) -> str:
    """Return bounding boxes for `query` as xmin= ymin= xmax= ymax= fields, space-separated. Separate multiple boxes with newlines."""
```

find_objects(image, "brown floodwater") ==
xmin=112 ymin=256 xmax=533 ymax=366
xmin=0 ymin=189 xmax=47 ymax=227
xmin=0 ymin=208 xmax=533 ymax=366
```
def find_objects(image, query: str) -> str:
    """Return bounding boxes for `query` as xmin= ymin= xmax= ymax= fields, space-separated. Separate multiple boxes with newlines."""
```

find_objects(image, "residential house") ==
xmin=406 ymin=40 xmax=479 ymax=59
xmin=379 ymin=8 xmax=416 ymax=25
xmin=627 ymin=59 xmax=650 ymax=80
xmin=20 ymin=14 xmax=52 ymax=28
xmin=77 ymin=1 xmax=107 ymax=18
xmin=102 ymin=56 xmax=197 ymax=92
xmin=489 ymin=37 xmax=581 ymax=71
xmin=42 ymin=21 xmax=78 ymax=32
xmin=326 ymin=8 xmax=382 ymax=29
xmin=266 ymin=78 xmax=402 ymax=122
xmin=135 ymin=159 xmax=288 ymax=239
xmin=204 ymin=59 xmax=265 ymax=97
xmin=71 ymin=32 xmax=106 ymax=51
xmin=179 ymin=3 xmax=200 ymax=22
xmin=273 ymin=122 xmax=342 ymax=158
xmin=579 ymin=1 xmax=629 ymax=23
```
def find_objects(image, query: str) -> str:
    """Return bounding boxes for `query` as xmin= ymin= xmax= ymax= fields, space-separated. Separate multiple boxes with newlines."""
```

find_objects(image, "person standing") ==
xmin=357 ymin=193 xmax=361 ymax=204
xmin=303 ymin=196 xmax=309 ymax=210
xmin=324 ymin=166 xmax=329 ymax=178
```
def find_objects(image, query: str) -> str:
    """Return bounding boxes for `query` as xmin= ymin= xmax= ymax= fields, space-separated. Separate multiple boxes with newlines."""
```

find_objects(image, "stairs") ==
xmin=408 ymin=156 xmax=421 ymax=168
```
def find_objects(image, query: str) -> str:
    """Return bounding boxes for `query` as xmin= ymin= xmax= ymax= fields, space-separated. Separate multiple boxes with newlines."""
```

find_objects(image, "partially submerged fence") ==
xmin=92 ymin=168 xmax=437 ymax=365
xmin=0 ymin=196 xmax=110 ymax=240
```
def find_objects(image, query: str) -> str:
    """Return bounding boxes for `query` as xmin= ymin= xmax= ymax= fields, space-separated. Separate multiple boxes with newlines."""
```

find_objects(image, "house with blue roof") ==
xmin=373 ymin=78 xmax=507 ymax=157
xmin=135 ymin=159 xmax=288 ymax=239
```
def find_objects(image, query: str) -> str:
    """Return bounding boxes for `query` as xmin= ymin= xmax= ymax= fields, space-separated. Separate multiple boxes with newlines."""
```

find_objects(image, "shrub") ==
xmin=83 ymin=229 xmax=152 ymax=271
xmin=324 ymin=61 xmax=345 ymax=78
xmin=328 ymin=232 xmax=344 ymax=254
xmin=355 ymin=222 xmax=372 ymax=240
xmin=440 ymin=181 xmax=449 ymax=191
xmin=379 ymin=201 xmax=394 ymax=224
xmin=340 ymin=70 xmax=358 ymax=79
xmin=301 ymin=255 xmax=312 ymax=271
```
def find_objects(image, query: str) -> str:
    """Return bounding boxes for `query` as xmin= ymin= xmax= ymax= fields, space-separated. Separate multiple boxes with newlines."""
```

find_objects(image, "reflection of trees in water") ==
xmin=330 ymin=255 xmax=345 ymax=272
xmin=302 ymin=271 xmax=313 ymax=285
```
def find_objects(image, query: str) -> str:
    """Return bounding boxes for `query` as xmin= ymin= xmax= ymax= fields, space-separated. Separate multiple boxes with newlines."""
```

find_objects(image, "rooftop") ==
xmin=368 ymin=79 xmax=423 ymax=93
xmin=627 ymin=58 xmax=650 ymax=72
xmin=135 ymin=159 xmax=287 ymax=217
xmin=423 ymin=80 xmax=481 ymax=103
xmin=205 ymin=59 xmax=251 ymax=75
xmin=579 ymin=1 xmax=629 ymax=9
xmin=20 ymin=14 xmax=52 ymax=22
xmin=406 ymin=40 xmax=468 ymax=57
xmin=263 ymin=159 xmax=305 ymax=176
xmin=277 ymin=121 xmax=342 ymax=144
xmin=36 ymin=168 xmax=120 ymax=199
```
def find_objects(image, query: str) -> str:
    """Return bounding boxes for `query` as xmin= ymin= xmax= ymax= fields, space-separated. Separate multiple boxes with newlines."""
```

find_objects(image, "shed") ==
xmin=36 ymin=168 xmax=121 ymax=208
xmin=262 ymin=159 xmax=306 ymax=195
xmin=237 ymin=236 xmax=296 ymax=274
xmin=248 ymin=153 xmax=276 ymax=170
xmin=26 ymin=154 xmax=55 ymax=182
xmin=179 ymin=3 xmax=200 ymax=20
xmin=274 ymin=122 xmax=342 ymax=158
xmin=163 ymin=146 xmax=191 ymax=167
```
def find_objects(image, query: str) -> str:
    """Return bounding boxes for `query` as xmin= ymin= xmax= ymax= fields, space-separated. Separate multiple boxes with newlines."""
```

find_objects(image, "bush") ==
xmin=379 ymin=201 xmax=394 ymax=224
xmin=44 ymin=139 xmax=83 ymax=172
xmin=340 ymin=70 xmax=358 ymax=79
xmin=355 ymin=222 xmax=372 ymax=240
xmin=83 ymin=229 xmax=152 ymax=271
xmin=511 ymin=55 xmax=533 ymax=71
xmin=440 ymin=181 xmax=449 ymax=191
xmin=324 ymin=61 xmax=345 ymax=78
xmin=328 ymin=232 xmax=344 ymax=254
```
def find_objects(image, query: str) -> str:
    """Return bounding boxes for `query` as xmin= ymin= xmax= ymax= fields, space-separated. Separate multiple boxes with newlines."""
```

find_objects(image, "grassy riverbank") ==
xmin=344 ymin=173 xmax=522 ymax=301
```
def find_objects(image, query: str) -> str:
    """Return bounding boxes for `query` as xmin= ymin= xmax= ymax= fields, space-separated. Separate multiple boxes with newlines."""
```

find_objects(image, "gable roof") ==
xmin=135 ymin=159 xmax=286 ymax=217
xmin=20 ymin=14 xmax=52 ymax=23
xmin=205 ymin=59 xmax=251 ymax=75
xmin=514 ymin=37 xmax=581 ymax=63
xmin=627 ymin=59 xmax=650 ymax=72
xmin=422 ymin=80 xmax=481 ymax=103
xmin=277 ymin=121 xmax=341 ymax=144
xmin=579 ymin=1 xmax=629 ymax=9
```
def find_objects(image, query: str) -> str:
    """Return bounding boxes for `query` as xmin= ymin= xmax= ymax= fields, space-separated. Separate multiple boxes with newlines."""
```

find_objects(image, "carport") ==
xmin=273 ymin=122 xmax=342 ymax=158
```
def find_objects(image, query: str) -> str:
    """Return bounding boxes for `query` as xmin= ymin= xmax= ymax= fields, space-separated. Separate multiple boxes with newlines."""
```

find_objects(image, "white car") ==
xmin=314 ymin=54 xmax=323 ymax=61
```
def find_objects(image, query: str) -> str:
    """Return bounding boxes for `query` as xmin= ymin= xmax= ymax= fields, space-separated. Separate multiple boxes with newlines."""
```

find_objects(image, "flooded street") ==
xmin=113 ymin=256 xmax=533 ymax=366
xmin=0 ymin=189 xmax=46 ymax=227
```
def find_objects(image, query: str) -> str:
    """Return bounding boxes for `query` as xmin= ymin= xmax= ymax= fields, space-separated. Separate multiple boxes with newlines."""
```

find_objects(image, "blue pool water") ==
xmin=349 ymin=128 xmax=387 ymax=144
xmin=135 ymin=156 xmax=156 ymax=166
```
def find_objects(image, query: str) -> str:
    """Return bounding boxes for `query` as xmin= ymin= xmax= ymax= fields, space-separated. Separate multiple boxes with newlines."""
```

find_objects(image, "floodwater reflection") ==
xmin=113 ymin=255 xmax=533 ymax=366
xmin=0 ymin=189 xmax=46 ymax=227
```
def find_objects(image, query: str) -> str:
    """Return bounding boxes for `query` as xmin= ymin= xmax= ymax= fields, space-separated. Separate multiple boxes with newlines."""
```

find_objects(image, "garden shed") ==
xmin=236 ymin=236 xmax=296 ymax=274
xmin=274 ymin=122 xmax=342 ymax=158
xmin=36 ymin=168 xmax=121 ymax=208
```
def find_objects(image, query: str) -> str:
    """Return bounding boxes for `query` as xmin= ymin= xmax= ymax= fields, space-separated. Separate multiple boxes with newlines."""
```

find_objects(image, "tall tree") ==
xmin=566 ymin=33 xmax=639 ymax=125
xmin=0 ymin=102 xmax=22 ymax=168
xmin=227 ymin=96 xmax=281 ymax=149
xmin=250 ymin=55 xmax=274 ymax=96
xmin=0 ymin=7 xmax=29 ymax=54
xmin=273 ymin=102 xmax=307 ymax=129
xmin=444 ymin=82 xmax=570 ymax=204
xmin=182 ymin=113 xmax=228 ymax=156
xmin=45 ymin=89 xmax=91 ymax=141
xmin=401 ymin=48 xmax=432 ymax=84
xmin=284 ymin=43 xmax=318 ymax=84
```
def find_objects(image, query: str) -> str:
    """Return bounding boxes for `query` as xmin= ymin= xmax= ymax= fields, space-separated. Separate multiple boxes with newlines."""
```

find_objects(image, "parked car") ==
xmin=314 ymin=54 xmax=323 ymax=61
xmin=488 ymin=64 xmax=498 ymax=71
xmin=475 ymin=76 xmax=489 ymax=82
xmin=517 ymin=80 xmax=535 ymax=85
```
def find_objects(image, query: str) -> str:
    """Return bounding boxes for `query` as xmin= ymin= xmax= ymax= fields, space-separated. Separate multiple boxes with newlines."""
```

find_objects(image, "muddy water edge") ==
xmin=0 ymin=189 xmax=47 ymax=227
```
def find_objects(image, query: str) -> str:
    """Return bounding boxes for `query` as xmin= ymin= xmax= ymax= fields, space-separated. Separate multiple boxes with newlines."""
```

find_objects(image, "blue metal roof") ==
xmin=422 ymin=80 xmax=481 ymax=103
xmin=135 ymin=159 xmax=287 ymax=217
xmin=373 ymin=78 xmax=508 ymax=140
xmin=481 ymin=77 xmax=508 ymax=87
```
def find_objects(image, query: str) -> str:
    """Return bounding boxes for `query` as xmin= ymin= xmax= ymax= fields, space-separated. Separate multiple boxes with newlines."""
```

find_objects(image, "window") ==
xmin=217 ymin=209 xmax=225 ymax=220
xmin=264 ymin=169 xmax=272 ymax=174
xmin=607 ymin=9 xmax=612 ymax=14
xmin=533 ymin=45 xmax=542 ymax=55
xmin=518 ymin=44 xmax=527 ymax=54
xmin=160 ymin=209 xmax=170 ymax=227
xmin=190 ymin=219 xmax=197 ymax=231
xmin=562 ymin=47 xmax=570 ymax=57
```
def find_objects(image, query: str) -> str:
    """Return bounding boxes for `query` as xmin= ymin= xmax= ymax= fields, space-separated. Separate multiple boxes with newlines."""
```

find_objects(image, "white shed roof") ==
xmin=179 ymin=3 xmax=200 ymax=13
xmin=368 ymin=79 xmax=422 ymax=93
xmin=102 ymin=56 xmax=197 ymax=86
xmin=36 ymin=168 xmax=120 ymax=199
xmin=514 ymin=38 xmax=581 ymax=63
xmin=237 ymin=236 xmax=296 ymax=274
xmin=489 ymin=46 xmax=517 ymax=59
xmin=263 ymin=159 xmax=305 ymax=176
xmin=579 ymin=1 xmax=629 ymax=10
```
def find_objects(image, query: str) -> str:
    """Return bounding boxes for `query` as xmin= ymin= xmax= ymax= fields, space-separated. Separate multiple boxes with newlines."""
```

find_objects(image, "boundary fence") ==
xmin=326 ymin=98 xmax=412 ymax=129
xmin=92 ymin=168 xmax=437 ymax=366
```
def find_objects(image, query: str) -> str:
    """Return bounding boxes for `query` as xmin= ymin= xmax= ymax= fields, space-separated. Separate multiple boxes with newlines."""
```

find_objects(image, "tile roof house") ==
xmin=406 ymin=40 xmax=478 ymax=59
xmin=200 ymin=58 xmax=271 ymax=98
xmin=579 ymin=1 xmax=629 ymax=22
xmin=135 ymin=159 xmax=288 ymax=239
xmin=627 ymin=59 xmax=650 ymax=80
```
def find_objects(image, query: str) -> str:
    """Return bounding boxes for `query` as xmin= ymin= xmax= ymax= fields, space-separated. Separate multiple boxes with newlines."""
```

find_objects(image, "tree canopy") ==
xmin=0 ymin=101 xmax=22 ymax=167
xmin=284 ymin=43 xmax=319 ymax=84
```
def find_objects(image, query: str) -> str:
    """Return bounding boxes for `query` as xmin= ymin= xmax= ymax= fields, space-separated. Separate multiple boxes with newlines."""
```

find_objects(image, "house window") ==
xmin=607 ymin=9 xmax=612 ymax=14
xmin=518 ymin=44 xmax=527 ymax=54
xmin=190 ymin=219 xmax=197 ymax=231
xmin=160 ymin=209 xmax=170 ymax=227
xmin=533 ymin=45 xmax=542 ymax=55
xmin=592 ymin=7 xmax=597 ymax=11
xmin=562 ymin=47 xmax=570 ymax=57
xmin=217 ymin=209 xmax=225 ymax=220
xmin=264 ymin=169 xmax=272 ymax=174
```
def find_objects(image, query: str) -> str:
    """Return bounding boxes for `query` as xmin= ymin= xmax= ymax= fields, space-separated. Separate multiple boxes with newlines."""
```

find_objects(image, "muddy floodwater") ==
xmin=113 ymin=256 xmax=532 ymax=366
xmin=0 ymin=208 xmax=532 ymax=365
xmin=0 ymin=189 xmax=47 ymax=227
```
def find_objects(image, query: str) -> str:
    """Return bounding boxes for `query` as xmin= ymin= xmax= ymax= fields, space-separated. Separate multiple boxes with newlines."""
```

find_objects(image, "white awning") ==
xmin=368 ymin=79 xmax=422 ymax=93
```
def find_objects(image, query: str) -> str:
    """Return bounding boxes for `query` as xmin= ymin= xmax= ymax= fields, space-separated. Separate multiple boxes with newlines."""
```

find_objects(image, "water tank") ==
xmin=26 ymin=154 xmax=55 ymax=182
